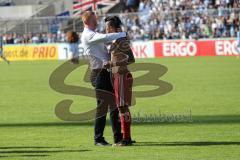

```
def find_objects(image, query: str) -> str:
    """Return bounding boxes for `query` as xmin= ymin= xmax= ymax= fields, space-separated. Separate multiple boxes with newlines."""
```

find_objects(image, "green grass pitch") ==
xmin=0 ymin=57 xmax=240 ymax=160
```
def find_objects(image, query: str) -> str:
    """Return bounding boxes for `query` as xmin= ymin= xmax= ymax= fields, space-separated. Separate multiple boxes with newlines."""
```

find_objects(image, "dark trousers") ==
xmin=91 ymin=69 xmax=122 ymax=143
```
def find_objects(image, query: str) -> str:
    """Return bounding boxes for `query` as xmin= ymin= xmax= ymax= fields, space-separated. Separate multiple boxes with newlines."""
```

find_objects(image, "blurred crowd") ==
xmin=0 ymin=0 xmax=12 ymax=6
xmin=2 ymin=0 xmax=240 ymax=44
xmin=123 ymin=0 xmax=239 ymax=13
xmin=1 ymin=32 xmax=78 ymax=44
xmin=111 ymin=0 xmax=240 ymax=40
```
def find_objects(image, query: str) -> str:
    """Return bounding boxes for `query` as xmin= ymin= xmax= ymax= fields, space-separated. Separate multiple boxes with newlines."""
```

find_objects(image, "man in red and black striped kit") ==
xmin=104 ymin=16 xmax=135 ymax=146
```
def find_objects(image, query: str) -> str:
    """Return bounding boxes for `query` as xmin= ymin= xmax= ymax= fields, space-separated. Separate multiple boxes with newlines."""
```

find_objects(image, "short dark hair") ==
xmin=105 ymin=16 xmax=122 ymax=29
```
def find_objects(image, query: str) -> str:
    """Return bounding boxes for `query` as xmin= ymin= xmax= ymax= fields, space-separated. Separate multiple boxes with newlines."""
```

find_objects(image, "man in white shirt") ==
xmin=80 ymin=11 xmax=127 ymax=146
xmin=66 ymin=31 xmax=80 ymax=63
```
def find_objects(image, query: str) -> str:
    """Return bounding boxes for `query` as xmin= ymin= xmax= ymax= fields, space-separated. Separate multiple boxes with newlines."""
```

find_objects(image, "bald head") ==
xmin=82 ymin=11 xmax=98 ymax=30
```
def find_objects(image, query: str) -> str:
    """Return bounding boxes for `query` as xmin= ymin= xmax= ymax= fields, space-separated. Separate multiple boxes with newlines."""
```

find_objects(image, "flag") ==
xmin=73 ymin=0 xmax=117 ymax=16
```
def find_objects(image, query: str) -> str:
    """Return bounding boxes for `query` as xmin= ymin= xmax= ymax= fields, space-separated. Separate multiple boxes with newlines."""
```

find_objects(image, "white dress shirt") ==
xmin=81 ymin=27 xmax=126 ymax=69
xmin=69 ymin=43 xmax=79 ymax=58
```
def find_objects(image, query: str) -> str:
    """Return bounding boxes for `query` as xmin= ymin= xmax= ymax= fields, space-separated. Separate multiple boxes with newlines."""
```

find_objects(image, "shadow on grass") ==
xmin=135 ymin=141 xmax=240 ymax=147
xmin=0 ymin=155 xmax=49 ymax=158
xmin=0 ymin=146 xmax=63 ymax=149
xmin=0 ymin=146 xmax=91 ymax=158
xmin=0 ymin=149 xmax=90 ymax=154
xmin=0 ymin=115 xmax=239 ymax=128
xmin=0 ymin=146 xmax=91 ymax=159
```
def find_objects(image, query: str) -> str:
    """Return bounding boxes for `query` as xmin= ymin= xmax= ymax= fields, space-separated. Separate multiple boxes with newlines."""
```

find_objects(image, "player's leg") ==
xmin=114 ymin=72 xmax=133 ymax=146
xmin=118 ymin=105 xmax=132 ymax=145
xmin=109 ymin=107 xmax=122 ymax=144
xmin=107 ymin=72 xmax=122 ymax=144
xmin=0 ymin=55 xmax=10 ymax=64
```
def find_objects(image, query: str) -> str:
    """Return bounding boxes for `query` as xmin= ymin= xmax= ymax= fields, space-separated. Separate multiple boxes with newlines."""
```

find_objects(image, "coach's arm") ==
xmin=88 ymin=32 xmax=126 ymax=44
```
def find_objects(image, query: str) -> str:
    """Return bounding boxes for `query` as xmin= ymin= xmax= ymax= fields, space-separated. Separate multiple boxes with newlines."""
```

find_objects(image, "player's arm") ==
xmin=126 ymin=45 xmax=135 ymax=64
xmin=114 ymin=52 xmax=135 ymax=67
xmin=114 ymin=37 xmax=135 ymax=66
xmin=104 ymin=53 xmax=134 ymax=69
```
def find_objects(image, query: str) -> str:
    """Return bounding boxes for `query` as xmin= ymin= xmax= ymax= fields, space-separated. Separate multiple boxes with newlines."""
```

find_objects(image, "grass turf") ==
xmin=0 ymin=57 xmax=240 ymax=160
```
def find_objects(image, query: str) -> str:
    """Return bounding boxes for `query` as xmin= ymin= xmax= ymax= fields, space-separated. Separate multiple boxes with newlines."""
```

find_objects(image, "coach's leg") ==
xmin=94 ymin=98 xmax=108 ymax=143
xmin=91 ymin=69 xmax=109 ymax=145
